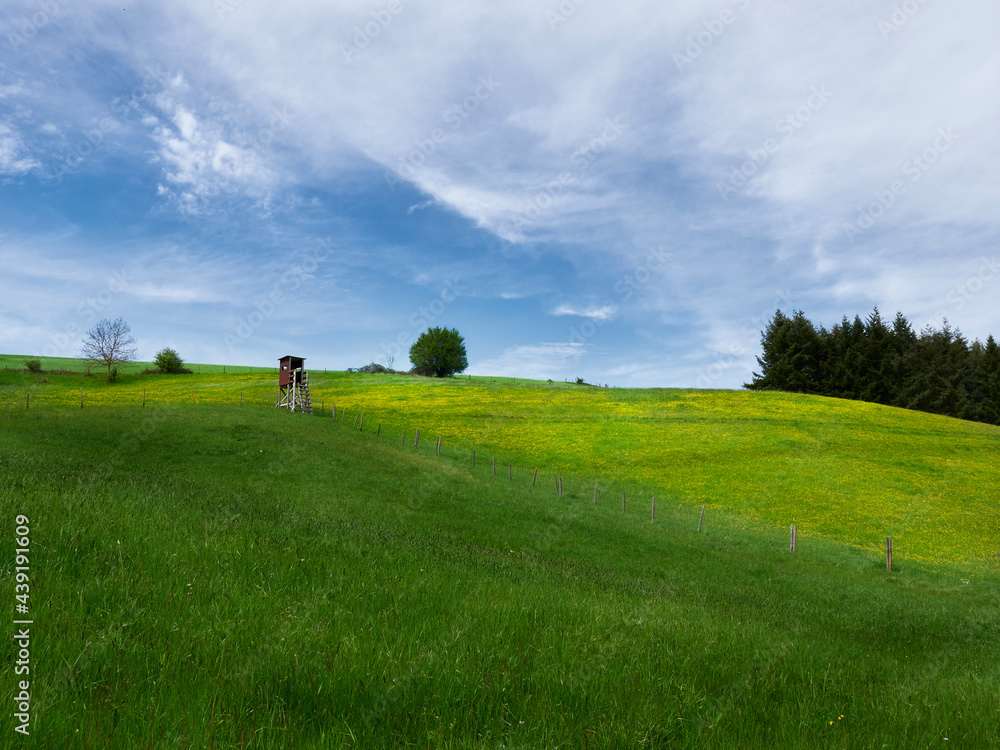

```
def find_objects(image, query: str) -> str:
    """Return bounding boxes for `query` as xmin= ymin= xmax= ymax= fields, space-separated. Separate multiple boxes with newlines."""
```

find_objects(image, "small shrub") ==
xmin=154 ymin=347 xmax=188 ymax=374
xmin=356 ymin=362 xmax=393 ymax=374
xmin=142 ymin=366 xmax=192 ymax=375
xmin=24 ymin=359 xmax=42 ymax=373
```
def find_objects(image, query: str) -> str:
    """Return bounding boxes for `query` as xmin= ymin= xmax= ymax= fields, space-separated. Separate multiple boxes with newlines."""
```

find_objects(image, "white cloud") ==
xmin=0 ymin=84 xmax=28 ymax=100
xmin=127 ymin=283 xmax=230 ymax=304
xmin=40 ymin=2 xmax=1000 ymax=260
xmin=0 ymin=123 xmax=39 ymax=174
xmin=472 ymin=342 xmax=585 ymax=379
xmin=148 ymin=90 xmax=277 ymax=212
xmin=406 ymin=200 xmax=435 ymax=214
xmin=4 ymin=0 xmax=1000 ymax=385
xmin=174 ymin=107 xmax=198 ymax=141
xmin=551 ymin=303 xmax=618 ymax=321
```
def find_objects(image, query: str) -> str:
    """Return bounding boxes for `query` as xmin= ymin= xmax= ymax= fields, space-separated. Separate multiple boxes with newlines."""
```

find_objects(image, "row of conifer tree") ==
xmin=745 ymin=309 xmax=1000 ymax=425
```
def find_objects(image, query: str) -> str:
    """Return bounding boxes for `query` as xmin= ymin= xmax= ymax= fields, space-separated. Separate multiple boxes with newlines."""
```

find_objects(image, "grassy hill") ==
xmin=0 ymin=353 xmax=274 ymax=375
xmin=3 ymin=359 xmax=998 ymax=566
xmin=1 ymin=361 xmax=999 ymax=747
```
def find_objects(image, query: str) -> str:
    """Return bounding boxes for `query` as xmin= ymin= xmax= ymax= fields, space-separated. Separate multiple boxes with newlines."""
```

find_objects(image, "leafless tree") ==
xmin=81 ymin=317 xmax=137 ymax=382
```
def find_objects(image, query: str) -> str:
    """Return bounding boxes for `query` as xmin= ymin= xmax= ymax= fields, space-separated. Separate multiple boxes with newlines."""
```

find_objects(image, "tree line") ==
xmin=745 ymin=309 xmax=1000 ymax=425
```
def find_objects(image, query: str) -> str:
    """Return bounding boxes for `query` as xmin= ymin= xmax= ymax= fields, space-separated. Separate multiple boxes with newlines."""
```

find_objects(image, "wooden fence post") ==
xmin=886 ymin=537 xmax=893 ymax=572
xmin=332 ymin=404 xmax=336 ymax=419
xmin=790 ymin=524 xmax=796 ymax=552
xmin=698 ymin=504 xmax=706 ymax=532
xmin=377 ymin=423 xmax=381 ymax=437
xmin=594 ymin=485 xmax=598 ymax=505
xmin=532 ymin=468 xmax=537 ymax=487
xmin=360 ymin=413 xmax=364 ymax=431
xmin=143 ymin=388 xmax=146 ymax=408
xmin=353 ymin=415 xmax=359 ymax=429
xmin=402 ymin=430 xmax=406 ymax=447
xmin=80 ymin=387 xmax=83 ymax=409
xmin=240 ymin=391 xmax=243 ymax=406
xmin=508 ymin=463 xmax=512 ymax=480
xmin=473 ymin=449 xmax=476 ymax=467
xmin=26 ymin=392 xmax=29 ymax=410
xmin=414 ymin=430 xmax=419 ymax=448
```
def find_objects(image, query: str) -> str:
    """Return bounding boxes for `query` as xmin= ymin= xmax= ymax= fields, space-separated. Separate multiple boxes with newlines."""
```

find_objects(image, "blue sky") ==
xmin=1 ymin=0 xmax=997 ymax=388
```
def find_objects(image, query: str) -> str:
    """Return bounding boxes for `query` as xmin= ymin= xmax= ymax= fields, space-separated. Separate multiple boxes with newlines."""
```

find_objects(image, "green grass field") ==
xmin=1 ymin=360 xmax=999 ymax=747
xmin=3 ymin=359 xmax=998 ymax=566
xmin=0 ymin=353 xmax=275 ymax=376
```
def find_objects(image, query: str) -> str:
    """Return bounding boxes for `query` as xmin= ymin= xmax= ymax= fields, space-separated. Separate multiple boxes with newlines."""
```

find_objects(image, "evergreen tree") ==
xmin=746 ymin=310 xmax=823 ymax=393
xmin=965 ymin=340 xmax=986 ymax=423
xmin=826 ymin=316 xmax=865 ymax=399
xmin=900 ymin=320 xmax=971 ymax=417
xmin=783 ymin=310 xmax=823 ymax=393
xmin=977 ymin=335 xmax=1000 ymax=424
xmin=815 ymin=325 xmax=834 ymax=394
xmin=746 ymin=310 xmax=793 ymax=390
xmin=886 ymin=312 xmax=917 ymax=408
xmin=746 ymin=308 xmax=996 ymax=425
xmin=859 ymin=308 xmax=892 ymax=404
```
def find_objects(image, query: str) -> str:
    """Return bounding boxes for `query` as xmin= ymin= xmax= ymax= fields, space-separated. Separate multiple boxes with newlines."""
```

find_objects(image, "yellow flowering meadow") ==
xmin=4 ymin=369 xmax=998 ymax=566
xmin=312 ymin=374 xmax=1000 ymax=567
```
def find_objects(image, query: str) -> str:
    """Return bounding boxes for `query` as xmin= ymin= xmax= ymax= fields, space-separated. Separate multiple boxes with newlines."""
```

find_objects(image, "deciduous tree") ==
xmin=81 ymin=317 xmax=137 ymax=382
xmin=409 ymin=327 xmax=468 ymax=378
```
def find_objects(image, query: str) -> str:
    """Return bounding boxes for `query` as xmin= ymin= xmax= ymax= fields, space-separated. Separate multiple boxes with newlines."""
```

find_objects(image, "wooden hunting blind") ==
xmin=275 ymin=355 xmax=313 ymax=414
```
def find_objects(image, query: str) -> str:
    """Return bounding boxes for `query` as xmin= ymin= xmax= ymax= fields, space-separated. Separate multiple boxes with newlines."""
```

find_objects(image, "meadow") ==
xmin=1 ymin=359 xmax=999 ymax=747
xmin=3 ymin=357 xmax=998 ymax=567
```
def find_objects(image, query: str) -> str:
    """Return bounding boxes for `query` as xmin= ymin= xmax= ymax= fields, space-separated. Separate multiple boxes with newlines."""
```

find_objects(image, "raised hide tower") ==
xmin=275 ymin=355 xmax=313 ymax=414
